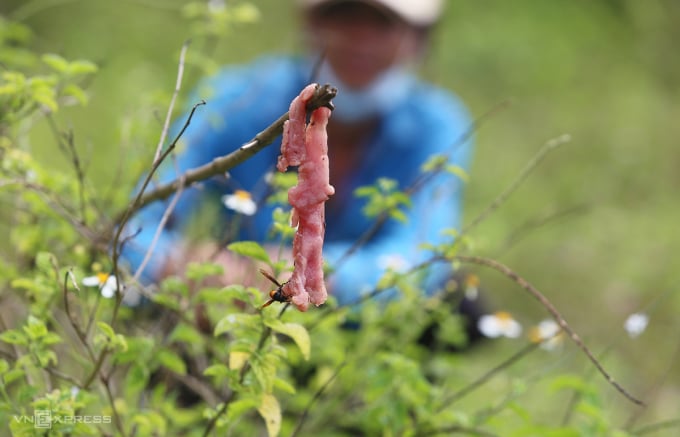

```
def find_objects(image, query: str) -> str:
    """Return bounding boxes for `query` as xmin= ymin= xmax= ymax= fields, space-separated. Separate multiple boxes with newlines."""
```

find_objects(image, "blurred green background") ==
xmin=2 ymin=0 xmax=679 ymax=428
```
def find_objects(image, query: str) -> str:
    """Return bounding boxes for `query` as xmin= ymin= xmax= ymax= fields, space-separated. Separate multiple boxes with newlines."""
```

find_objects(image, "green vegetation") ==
xmin=1 ymin=0 xmax=678 ymax=435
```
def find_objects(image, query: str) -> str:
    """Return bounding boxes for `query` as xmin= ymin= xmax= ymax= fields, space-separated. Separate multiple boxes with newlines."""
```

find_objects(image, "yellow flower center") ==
xmin=465 ymin=274 xmax=480 ymax=288
xmin=96 ymin=272 xmax=109 ymax=284
xmin=528 ymin=327 xmax=543 ymax=343
xmin=234 ymin=190 xmax=252 ymax=200
xmin=494 ymin=311 xmax=513 ymax=322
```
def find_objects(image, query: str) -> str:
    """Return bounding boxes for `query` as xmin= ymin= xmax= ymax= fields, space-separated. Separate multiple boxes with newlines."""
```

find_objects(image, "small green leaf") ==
xmin=3 ymin=367 xmax=25 ymax=385
xmin=0 ymin=329 xmax=27 ymax=345
xmin=23 ymin=316 xmax=48 ymax=340
xmin=214 ymin=313 xmax=261 ymax=336
xmin=226 ymin=397 xmax=260 ymax=423
xmin=186 ymin=261 xmax=224 ymax=282
xmin=156 ymin=349 xmax=187 ymax=375
xmin=35 ymin=251 xmax=57 ymax=274
xmin=41 ymin=332 xmax=62 ymax=345
xmin=62 ymin=83 xmax=88 ymax=105
xmin=66 ymin=60 xmax=98 ymax=75
xmin=445 ymin=164 xmax=469 ymax=182
xmin=42 ymin=53 xmax=68 ymax=72
xmin=264 ymin=320 xmax=310 ymax=360
xmin=274 ymin=377 xmax=296 ymax=395
xmin=257 ymin=394 xmax=282 ymax=437
xmin=203 ymin=363 xmax=231 ymax=378
xmin=421 ymin=154 xmax=448 ymax=172
xmin=168 ymin=323 xmax=203 ymax=345
xmin=227 ymin=241 xmax=271 ymax=264
xmin=96 ymin=321 xmax=116 ymax=341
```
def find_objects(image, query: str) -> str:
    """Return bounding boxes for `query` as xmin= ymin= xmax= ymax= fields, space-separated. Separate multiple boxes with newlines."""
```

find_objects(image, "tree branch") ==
xmin=125 ymin=84 xmax=337 ymax=218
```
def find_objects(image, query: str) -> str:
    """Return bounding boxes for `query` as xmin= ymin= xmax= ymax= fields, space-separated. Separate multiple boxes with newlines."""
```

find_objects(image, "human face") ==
xmin=306 ymin=2 xmax=423 ymax=89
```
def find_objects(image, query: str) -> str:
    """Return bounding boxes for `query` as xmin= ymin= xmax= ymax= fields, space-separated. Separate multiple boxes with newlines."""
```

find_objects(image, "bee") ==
xmin=259 ymin=268 xmax=290 ymax=308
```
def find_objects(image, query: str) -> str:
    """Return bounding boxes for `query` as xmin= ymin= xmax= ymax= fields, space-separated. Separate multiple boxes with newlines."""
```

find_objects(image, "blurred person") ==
xmin=122 ymin=0 xmax=478 ymax=327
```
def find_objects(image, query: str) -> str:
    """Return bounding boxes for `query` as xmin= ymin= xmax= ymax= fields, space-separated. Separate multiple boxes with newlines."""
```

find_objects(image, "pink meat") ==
xmin=277 ymin=84 xmax=335 ymax=311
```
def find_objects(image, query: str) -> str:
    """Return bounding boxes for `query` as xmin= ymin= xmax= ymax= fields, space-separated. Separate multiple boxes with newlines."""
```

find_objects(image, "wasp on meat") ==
xmin=259 ymin=268 xmax=290 ymax=309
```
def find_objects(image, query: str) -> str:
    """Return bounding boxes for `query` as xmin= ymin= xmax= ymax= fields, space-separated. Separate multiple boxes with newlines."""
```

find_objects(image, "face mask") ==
xmin=315 ymin=61 xmax=415 ymax=123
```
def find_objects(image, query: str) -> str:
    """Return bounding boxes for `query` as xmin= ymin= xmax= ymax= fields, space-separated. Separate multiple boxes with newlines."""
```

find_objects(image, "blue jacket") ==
xmin=123 ymin=56 xmax=473 ymax=306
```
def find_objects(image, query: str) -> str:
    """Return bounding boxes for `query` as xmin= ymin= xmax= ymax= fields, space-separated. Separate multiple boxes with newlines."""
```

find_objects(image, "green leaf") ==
xmin=3 ymin=367 xmax=25 ymax=385
xmin=214 ymin=313 xmax=261 ymax=336
xmin=264 ymin=319 xmax=310 ymax=360
xmin=96 ymin=321 xmax=116 ymax=342
xmin=186 ymin=261 xmax=224 ymax=282
xmin=0 ymin=359 xmax=9 ymax=374
xmin=62 ymin=83 xmax=88 ymax=105
xmin=227 ymin=241 xmax=271 ymax=264
xmin=226 ymin=397 xmax=260 ymax=423
xmin=152 ymin=293 xmax=180 ymax=310
xmin=168 ymin=323 xmax=203 ymax=345
xmin=203 ymin=363 xmax=231 ymax=378
xmin=156 ymin=349 xmax=187 ymax=375
xmin=274 ymin=377 xmax=296 ymax=395
xmin=41 ymin=332 xmax=62 ymax=345
xmin=195 ymin=285 xmax=241 ymax=304
xmin=445 ymin=164 xmax=469 ymax=182
xmin=35 ymin=251 xmax=57 ymax=274
xmin=42 ymin=53 xmax=68 ymax=72
xmin=421 ymin=154 xmax=448 ymax=172
xmin=257 ymin=394 xmax=281 ymax=437
xmin=0 ymin=329 xmax=27 ymax=345
xmin=24 ymin=315 xmax=48 ymax=340
xmin=66 ymin=60 xmax=98 ymax=75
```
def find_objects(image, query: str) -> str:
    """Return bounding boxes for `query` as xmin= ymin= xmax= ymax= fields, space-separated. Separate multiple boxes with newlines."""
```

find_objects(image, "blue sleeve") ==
xmin=323 ymin=88 xmax=473 ymax=306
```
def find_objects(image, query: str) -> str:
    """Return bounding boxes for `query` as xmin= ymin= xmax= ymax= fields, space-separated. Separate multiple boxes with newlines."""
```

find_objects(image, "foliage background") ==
xmin=1 ymin=0 xmax=679 ymax=435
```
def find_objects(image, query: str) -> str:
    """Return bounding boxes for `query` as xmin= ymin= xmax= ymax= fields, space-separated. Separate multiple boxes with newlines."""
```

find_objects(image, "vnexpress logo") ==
xmin=12 ymin=410 xmax=112 ymax=428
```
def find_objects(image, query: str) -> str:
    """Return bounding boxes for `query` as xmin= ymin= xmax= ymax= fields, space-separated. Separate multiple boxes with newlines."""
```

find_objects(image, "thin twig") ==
xmin=154 ymin=40 xmax=190 ymax=164
xmin=63 ymin=270 xmax=96 ymax=363
xmin=46 ymin=116 xmax=89 ymax=225
xmin=453 ymin=255 xmax=644 ymax=406
xmin=462 ymin=134 xmax=571 ymax=235
xmin=101 ymin=373 xmax=126 ymax=436
xmin=436 ymin=342 xmax=540 ymax=411
xmin=110 ymin=100 xmax=205 ymax=324
xmin=633 ymin=419 xmax=680 ymax=436
xmin=290 ymin=360 xmax=346 ymax=437
xmin=132 ymin=175 xmax=185 ymax=283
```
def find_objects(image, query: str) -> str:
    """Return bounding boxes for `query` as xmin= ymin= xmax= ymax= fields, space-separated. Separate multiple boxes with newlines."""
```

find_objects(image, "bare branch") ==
xmin=154 ymin=40 xmax=190 ymax=164
xmin=132 ymin=175 xmax=186 ymax=283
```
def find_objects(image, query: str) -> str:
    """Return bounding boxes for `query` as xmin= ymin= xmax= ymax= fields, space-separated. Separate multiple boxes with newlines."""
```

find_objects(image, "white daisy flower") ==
xmin=222 ymin=190 xmax=257 ymax=216
xmin=82 ymin=273 xmax=117 ymax=298
xmin=528 ymin=319 xmax=563 ymax=350
xmin=478 ymin=311 xmax=522 ymax=339
xmin=624 ymin=312 xmax=648 ymax=338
